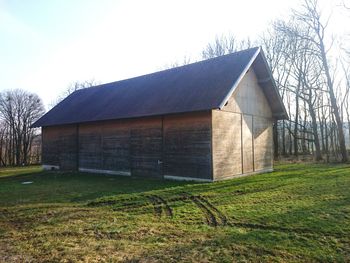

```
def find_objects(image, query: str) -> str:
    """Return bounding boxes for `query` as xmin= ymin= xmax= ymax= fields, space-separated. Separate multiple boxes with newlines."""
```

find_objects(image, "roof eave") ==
xmin=257 ymin=49 xmax=289 ymax=120
xmin=273 ymin=113 xmax=289 ymax=120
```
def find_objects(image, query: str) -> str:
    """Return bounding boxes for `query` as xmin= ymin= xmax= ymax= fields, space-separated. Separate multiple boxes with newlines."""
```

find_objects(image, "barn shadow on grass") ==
xmin=0 ymin=169 xmax=198 ymax=206
xmin=4 ymin=163 xmax=344 ymax=206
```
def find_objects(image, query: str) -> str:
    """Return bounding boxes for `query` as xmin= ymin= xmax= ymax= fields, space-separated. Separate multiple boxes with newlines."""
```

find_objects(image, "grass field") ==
xmin=0 ymin=164 xmax=349 ymax=262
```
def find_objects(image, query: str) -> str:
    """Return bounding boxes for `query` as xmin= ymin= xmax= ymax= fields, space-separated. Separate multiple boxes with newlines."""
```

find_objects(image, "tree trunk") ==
xmin=320 ymin=42 xmax=348 ymax=162
xmin=273 ymin=119 xmax=279 ymax=160
xmin=282 ymin=120 xmax=286 ymax=156
xmin=294 ymin=87 xmax=300 ymax=157
xmin=308 ymin=101 xmax=322 ymax=160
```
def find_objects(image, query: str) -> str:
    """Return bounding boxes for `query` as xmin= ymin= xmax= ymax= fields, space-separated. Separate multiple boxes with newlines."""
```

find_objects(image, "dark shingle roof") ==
xmin=32 ymin=47 xmax=287 ymax=127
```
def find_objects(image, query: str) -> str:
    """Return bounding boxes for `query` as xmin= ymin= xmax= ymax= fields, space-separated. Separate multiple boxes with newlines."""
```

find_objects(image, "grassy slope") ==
xmin=0 ymin=164 xmax=349 ymax=262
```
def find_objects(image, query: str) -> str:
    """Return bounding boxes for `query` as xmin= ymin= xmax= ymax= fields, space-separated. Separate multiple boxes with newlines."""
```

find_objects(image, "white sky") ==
xmin=0 ymin=0 xmax=348 ymax=109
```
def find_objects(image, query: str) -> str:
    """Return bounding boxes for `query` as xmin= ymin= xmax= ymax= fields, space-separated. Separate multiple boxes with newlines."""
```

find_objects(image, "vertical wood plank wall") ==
xmin=78 ymin=117 xmax=164 ymax=177
xmin=163 ymin=112 xmax=212 ymax=180
xmin=212 ymin=111 xmax=242 ymax=178
xmin=212 ymin=68 xmax=273 ymax=180
xmin=129 ymin=118 xmax=163 ymax=178
xmin=79 ymin=120 xmax=133 ymax=175
xmin=253 ymin=116 xmax=273 ymax=170
xmin=42 ymin=125 xmax=78 ymax=170
xmin=242 ymin=115 xmax=253 ymax=174
xmin=42 ymin=112 xmax=212 ymax=180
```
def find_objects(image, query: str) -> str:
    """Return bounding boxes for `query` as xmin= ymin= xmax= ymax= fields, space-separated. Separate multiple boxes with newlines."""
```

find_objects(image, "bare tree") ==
xmin=342 ymin=0 xmax=350 ymax=9
xmin=163 ymin=56 xmax=192 ymax=69
xmin=261 ymin=22 xmax=298 ymax=159
xmin=50 ymin=79 xmax=100 ymax=108
xmin=286 ymin=22 xmax=323 ymax=160
xmin=299 ymin=51 xmax=325 ymax=161
xmin=0 ymin=89 xmax=45 ymax=166
xmin=341 ymin=61 xmax=350 ymax=147
xmin=261 ymin=12 xmax=336 ymax=161
xmin=0 ymin=122 xmax=7 ymax=166
xmin=261 ymin=21 xmax=296 ymax=159
xmin=202 ymin=34 xmax=252 ymax=59
xmin=268 ymin=0 xmax=347 ymax=162
xmin=292 ymin=0 xmax=348 ymax=162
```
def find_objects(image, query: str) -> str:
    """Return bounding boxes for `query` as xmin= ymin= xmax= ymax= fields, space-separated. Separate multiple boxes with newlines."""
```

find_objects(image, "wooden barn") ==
xmin=32 ymin=47 xmax=287 ymax=182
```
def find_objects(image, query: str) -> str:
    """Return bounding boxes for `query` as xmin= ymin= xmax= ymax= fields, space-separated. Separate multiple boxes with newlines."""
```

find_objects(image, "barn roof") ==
xmin=32 ymin=47 xmax=287 ymax=128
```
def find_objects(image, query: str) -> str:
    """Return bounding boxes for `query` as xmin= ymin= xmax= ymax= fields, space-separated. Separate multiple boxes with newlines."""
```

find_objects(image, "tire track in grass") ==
xmin=155 ymin=195 xmax=173 ymax=218
xmin=181 ymin=193 xmax=225 ymax=227
xmin=147 ymin=195 xmax=173 ymax=218
xmin=147 ymin=195 xmax=163 ymax=217
xmin=89 ymin=192 xmax=226 ymax=226
xmin=191 ymin=195 xmax=218 ymax=226
xmin=196 ymin=195 xmax=228 ymax=226
xmin=85 ymin=194 xmax=348 ymax=238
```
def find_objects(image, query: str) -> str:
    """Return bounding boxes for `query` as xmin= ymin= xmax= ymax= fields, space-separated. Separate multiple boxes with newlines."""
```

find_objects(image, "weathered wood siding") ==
xmin=212 ymin=68 xmax=273 ymax=180
xmin=253 ymin=116 xmax=273 ymax=170
xmin=78 ymin=117 xmax=162 ymax=177
xmin=42 ymin=112 xmax=212 ymax=179
xmin=42 ymin=125 xmax=78 ymax=170
xmin=78 ymin=120 xmax=131 ymax=174
xmin=130 ymin=118 xmax=163 ymax=178
xmin=242 ymin=114 xmax=253 ymax=174
xmin=212 ymin=111 xmax=242 ymax=178
xmin=223 ymin=69 xmax=272 ymax=117
xmin=163 ymin=112 xmax=212 ymax=180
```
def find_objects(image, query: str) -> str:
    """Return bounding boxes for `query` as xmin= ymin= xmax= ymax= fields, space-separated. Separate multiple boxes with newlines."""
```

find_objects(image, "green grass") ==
xmin=0 ymin=164 xmax=349 ymax=262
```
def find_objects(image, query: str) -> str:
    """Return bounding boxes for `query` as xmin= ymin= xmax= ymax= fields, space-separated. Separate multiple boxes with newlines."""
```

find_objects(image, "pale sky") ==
xmin=0 ymin=0 xmax=348 ymax=109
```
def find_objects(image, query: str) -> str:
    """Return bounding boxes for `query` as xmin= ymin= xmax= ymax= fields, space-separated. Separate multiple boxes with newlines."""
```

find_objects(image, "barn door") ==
xmin=130 ymin=126 xmax=163 ymax=178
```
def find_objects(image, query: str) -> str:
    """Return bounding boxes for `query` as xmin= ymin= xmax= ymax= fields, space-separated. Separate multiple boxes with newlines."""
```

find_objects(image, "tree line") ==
xmin=263 ymin=0 xmax=349 ymax=162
